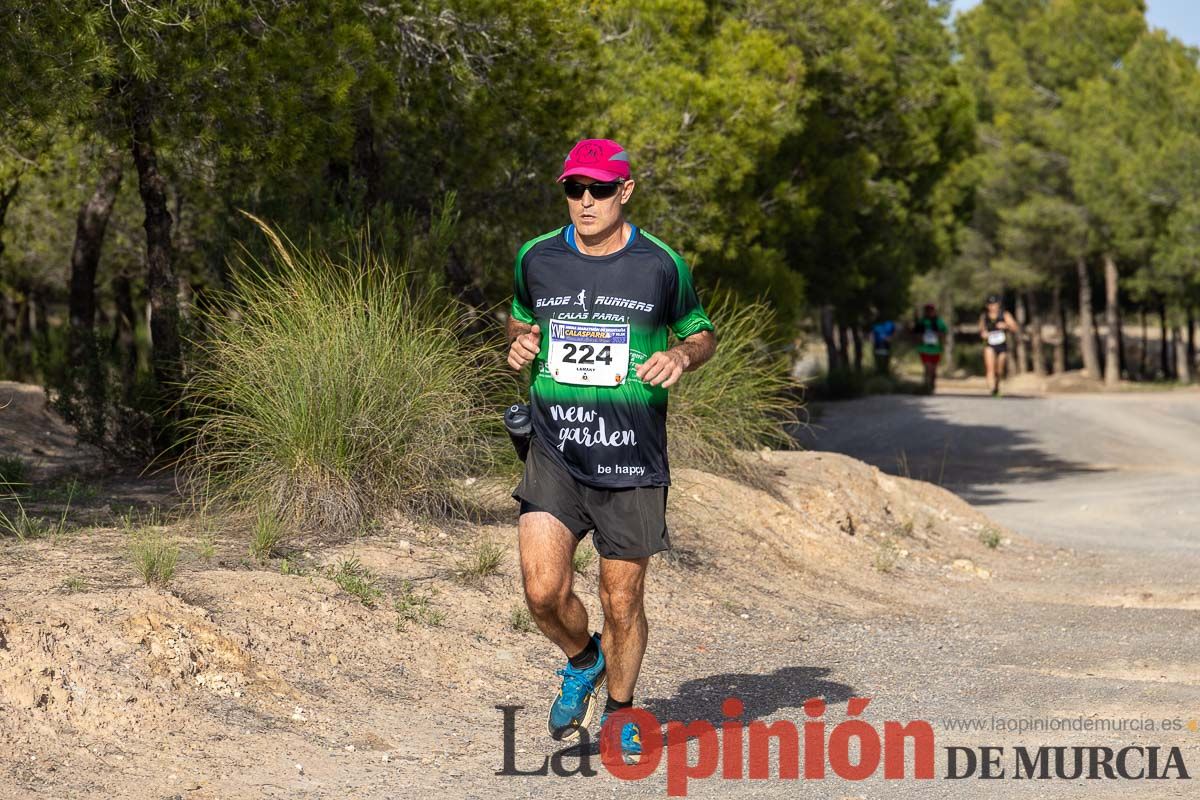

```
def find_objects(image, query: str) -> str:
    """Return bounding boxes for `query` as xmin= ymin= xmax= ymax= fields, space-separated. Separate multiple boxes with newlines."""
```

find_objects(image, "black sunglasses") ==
xmin=563 ymin=179 xmax=624 ymax=200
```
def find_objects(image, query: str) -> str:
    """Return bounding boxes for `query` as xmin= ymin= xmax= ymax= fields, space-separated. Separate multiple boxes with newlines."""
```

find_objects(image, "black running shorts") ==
xmin=513 ymin=438 xmax=670 ymax=560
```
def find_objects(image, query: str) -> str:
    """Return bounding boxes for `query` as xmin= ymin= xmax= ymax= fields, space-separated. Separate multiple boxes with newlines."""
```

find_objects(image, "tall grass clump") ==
xmin=129 ymin=530 xmax=180 ymax=587
xmin=668 ymin=293 xmax=798 ymax=487
xmin=183 ymin=215 xmax=506 ymax=531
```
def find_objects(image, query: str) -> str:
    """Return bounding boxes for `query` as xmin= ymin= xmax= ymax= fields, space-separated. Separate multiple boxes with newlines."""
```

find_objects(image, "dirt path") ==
xmin=3 ymin=385 xmax=1199 ymax=798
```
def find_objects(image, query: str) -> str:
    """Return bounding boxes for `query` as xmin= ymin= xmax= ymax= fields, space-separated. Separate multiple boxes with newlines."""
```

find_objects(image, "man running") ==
xmin=979 ymin=293 xmax=1019 ymax=396
xmin=506 ymin=138 xmax=717 ymax=764
xmin=870 ymin=317 xmax=897 ymax=375
xmin=914 ymin=303 xmax=948 ymax=393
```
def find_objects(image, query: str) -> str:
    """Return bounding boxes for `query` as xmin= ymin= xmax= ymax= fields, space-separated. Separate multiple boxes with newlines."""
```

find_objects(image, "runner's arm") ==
xmin=1004 ymin=311 xmax=1020 ymax=334
xmin=637 ymin=329 xmax=717 ymax=388
xmin=506 ymin=317 xmax=541 ymax=371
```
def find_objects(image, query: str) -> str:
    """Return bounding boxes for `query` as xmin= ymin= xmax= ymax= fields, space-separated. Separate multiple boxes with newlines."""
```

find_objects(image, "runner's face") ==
xmin=566 ymin=176 xmax=635 ymax=237
xmin=987 ymin=302 xmax=1000 ymax=314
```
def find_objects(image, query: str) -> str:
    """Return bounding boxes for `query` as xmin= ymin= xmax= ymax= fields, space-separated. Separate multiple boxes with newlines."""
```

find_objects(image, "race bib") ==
xmin=922 ymin=330 xmax=939 ymax=346
xmin=987 ymin=330 xmax=1007 ymax=346
xmin=547 ymin=318 xmax=630 ymax=386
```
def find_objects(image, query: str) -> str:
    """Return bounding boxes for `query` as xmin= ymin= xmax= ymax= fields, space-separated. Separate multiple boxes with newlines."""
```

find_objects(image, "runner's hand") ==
xmin=637 ymin=350 xmax=688 ymax=388
xmin=508 ymin=324 xmax=541 ymax=370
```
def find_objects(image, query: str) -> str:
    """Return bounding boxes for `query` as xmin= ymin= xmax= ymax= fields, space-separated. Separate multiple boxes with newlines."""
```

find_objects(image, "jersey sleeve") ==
xmin=938 ymin=318 xmax=949 ymax=334
xmin=510 ymin=246 xmax=535 ymax=325
xmin=666 ymin=253 xmax=714 ymax=339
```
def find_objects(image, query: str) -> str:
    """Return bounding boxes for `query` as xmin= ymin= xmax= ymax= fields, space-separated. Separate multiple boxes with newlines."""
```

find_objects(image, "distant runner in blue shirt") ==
xmin=871 ymin=318 xmax=897 ymax=374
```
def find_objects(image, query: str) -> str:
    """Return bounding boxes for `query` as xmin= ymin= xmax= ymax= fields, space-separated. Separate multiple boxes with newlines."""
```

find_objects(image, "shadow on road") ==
xmin=642 ymin=665 xmax=855 ymax=724
xmin=802 ymin=395 xmax=1106 ymax=505
xmin=562 ymin=666 xmax=854 ymax=758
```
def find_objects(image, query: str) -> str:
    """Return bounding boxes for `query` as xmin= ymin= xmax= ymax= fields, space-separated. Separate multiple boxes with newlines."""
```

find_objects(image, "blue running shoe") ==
xmin=600 ymin=712 xmax=642 ymax=765
xmin=547 ymin=633 xmax=605 ymax=741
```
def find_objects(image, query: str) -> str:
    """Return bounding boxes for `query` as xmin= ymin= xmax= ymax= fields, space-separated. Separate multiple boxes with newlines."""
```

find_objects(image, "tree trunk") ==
xmin=820 ymin=305 xmax=838 ymax=370
xmin=16 ymin=293 xmax=33 ymax=378
xmin=1027 ymin=291 xmax=1046 ymax=376
xmin=851 ymin=324 xmax=863 ymax=372
xmin=1188 ymin=307 xmax=1196 ymax=383
xmin=1116 ymin=302 xmax=1126 ymax=377
xmin=1159 ymin=299 xmax=1169 ymax=379
xmin=1051 ymin=284 xmax=1066 ymax=374
xmin=130 ymin=97 xmax=182 ymax=400
xmin=1102 ymin=253 xmax=1120 ymax=386
xmin=1139 ymin=306 xmax=1148 ymax=379
xmin=1076 ymin=257 xmax=1100 ymax=378
xmin=837 ymin=322 xmax=851 ymax=371
xmin=112 ymin=272 xmax=139 ymax=397
xmin=1175 ymin=324 xmax=1190 ymax=383
xmin=69 ymin=155 xmax=123 ymax=333
xmin=0 ymin=292 xmax=17 ymax=374
xmin=0 ymin=178 xmax=19 ymax=263
xmin=1014 ymin=294 xmax=1028 ymax=374
xmin=944 ymin=316 xmax=956 ymax=375
xmin=353 ymin=110 xmax=381 ymax=219
xmin=31 ymin=289 xmax=49 ymax=343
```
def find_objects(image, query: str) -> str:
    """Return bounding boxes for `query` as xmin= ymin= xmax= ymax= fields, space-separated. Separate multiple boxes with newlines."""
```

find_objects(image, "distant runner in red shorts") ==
xmin=914 ymin=303 xmax=947 ymax=393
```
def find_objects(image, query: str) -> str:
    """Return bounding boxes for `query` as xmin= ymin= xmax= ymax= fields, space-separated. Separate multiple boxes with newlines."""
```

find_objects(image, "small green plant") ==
xmin=279 ymin=557 xmax=306 ymax=576
xmin=457 ymin=539 xmax=505 ymax=584
xmin=396 ymin=581 xmax=445 ymax=629
xmin=571 ymin=544 xmax=596 ymax=575
xmin=895 ymin=518 xmax=915 ymax=538
xmin=32 ymin=477 xmax=97 ymax=503
xmin=197 ymin=533 xmax=216 ymax=562
xmin=328 ymin=557 xmax=382 ymax=606
xmin=0 ymin=491 xmax=73 ymax=541
xmin=874 ymin=538 xmax=899 ymax=573
xmin=249 ymin=508 xmax=286 ymax=562
xmin=0 ymin=455 xmax=28 ymax=487
xmin=979 ymin=528 xmax=1002 ymax=549
xmin=509 ymin=604 xmax=535 ymax=633
xmin=61 ymin=576 xmax=87 ymax=593
xmin=129 ymin=529 xmax=180 ymax=587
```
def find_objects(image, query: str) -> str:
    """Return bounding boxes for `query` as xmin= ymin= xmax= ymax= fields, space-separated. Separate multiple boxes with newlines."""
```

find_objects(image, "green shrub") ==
xmin=510 ymin=605 xmax=535 ymax=633
xmin=327 ymin=557 xmax=382 ymax=606
xmin=668 ymin=293 xmax=798 ymax=487
xmin=183 ymin=216 xmax=505 ymax=531
xmin=249 ymin=508 xmax=286 ymax=562
xmin=571 ymin=544 xmax=595 ymax=575
xmin=457 ymin=539 xmax=506 ymax=584
xmin=396 ymin=581 xmax=445 ymax=629
xmin=0 ymin=456 xmax=28 ymax=487
xmin=814 ymin=365 xmax=867 ymax=400
xmin=129 ymin=530 xmax=180 ymax=587
xmin=979 ymin=528 xmax=1002 ymax=549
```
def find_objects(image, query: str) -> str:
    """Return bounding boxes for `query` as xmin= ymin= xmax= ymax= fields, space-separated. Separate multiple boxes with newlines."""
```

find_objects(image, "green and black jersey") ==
xmin=511 ymin=226 xmax=713 ymax=488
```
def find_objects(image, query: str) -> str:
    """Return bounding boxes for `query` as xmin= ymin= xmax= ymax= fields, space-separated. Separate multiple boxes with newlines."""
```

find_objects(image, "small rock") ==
xmin=329 ymin=653 xmax=339 ymax=666
xmin=739 ymin=613 xmax=750 ymax=620
xmin=382 ymin=752 xmax=391 ymax=763
xmin=295 ymin=763 xmax=304 ymax=775
xmin=346 ymin=744 xmax=356 ymax=752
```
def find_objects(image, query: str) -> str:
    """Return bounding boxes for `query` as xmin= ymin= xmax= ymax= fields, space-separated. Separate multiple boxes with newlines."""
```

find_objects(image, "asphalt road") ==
xmin=458 ymin=388 xmax=1200 ymax=799
xmin=804 ymin=389 xmax=1200 ymax=558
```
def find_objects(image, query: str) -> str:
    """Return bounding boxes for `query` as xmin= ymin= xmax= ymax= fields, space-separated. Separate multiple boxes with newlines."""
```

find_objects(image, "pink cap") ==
xmin=557 ymin=138 xmax=631 ymax=183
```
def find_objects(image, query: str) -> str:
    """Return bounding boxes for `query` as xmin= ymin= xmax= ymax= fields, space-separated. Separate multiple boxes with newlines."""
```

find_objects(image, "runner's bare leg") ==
xmin=519 ymin=512 xmax=590 ymax=657
xmin=598 ymin=555 xmax=650 ymax=702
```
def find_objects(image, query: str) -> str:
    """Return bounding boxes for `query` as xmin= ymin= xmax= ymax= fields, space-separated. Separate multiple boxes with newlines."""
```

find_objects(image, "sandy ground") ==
xmin=2 ymin=380 xmax=1199 ymax=798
